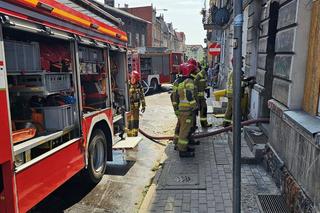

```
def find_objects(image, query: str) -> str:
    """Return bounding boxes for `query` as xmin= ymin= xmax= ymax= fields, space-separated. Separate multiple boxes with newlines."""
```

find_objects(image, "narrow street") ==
xmin=32 ymin=87 xmax=175 ymax=213
xmin=1 ymin=0 xmax=320 ymax=212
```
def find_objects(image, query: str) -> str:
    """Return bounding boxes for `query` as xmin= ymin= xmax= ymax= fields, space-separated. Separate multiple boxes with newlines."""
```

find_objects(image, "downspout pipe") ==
xmin=232 ymin=0 xmax=244 ymax=212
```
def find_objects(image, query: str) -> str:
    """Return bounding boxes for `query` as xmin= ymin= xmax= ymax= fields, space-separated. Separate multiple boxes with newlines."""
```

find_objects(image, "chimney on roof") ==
xmin=104 ymin=0 xmax=114 ymax=7
xmin=124 ymin=4 xmax=129 ymax=8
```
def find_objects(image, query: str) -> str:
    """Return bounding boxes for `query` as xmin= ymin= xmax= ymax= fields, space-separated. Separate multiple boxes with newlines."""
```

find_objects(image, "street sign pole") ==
xmin=233 ymin=0 xmax=243 ymax=212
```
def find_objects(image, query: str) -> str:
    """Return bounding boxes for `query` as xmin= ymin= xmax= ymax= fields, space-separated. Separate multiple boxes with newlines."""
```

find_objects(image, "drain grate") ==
xmin=175 ymin=175 xmax=191 ymax=183
xmin=257 ymin=195 xmax=289 ymax=213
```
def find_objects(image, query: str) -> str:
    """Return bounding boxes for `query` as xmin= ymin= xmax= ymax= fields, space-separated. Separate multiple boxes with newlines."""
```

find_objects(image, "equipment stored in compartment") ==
xmin=38 ymin=105 xmax=75 ymax=131
xmin=4 ymin=40 xmax=41 ymax=73
xmin=4 ymin=28 xmax=78 ymax=147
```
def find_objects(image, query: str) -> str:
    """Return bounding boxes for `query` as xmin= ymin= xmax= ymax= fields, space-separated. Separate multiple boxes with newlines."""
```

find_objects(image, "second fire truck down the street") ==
xmin=128 ymin=48 xmax=184 ymax=93
xmin=0 ymin=0 xmax=132 ymax=212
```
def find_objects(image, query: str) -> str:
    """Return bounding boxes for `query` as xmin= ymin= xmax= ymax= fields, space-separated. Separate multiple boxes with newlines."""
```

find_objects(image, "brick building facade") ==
xmin=122 ymin=6 xmax=154 ymax=47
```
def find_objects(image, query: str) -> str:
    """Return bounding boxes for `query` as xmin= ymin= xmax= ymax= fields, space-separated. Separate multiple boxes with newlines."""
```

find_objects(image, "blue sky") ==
xmin=98 ymin=0 xmax=207 ymax=46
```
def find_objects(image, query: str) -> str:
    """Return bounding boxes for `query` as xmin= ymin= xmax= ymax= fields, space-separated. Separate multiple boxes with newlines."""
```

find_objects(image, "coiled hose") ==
xmin=139 ymin=118 xmax=269 ymax=141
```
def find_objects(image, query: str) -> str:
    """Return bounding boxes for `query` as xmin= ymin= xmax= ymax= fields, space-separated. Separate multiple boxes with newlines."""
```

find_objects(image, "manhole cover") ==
xmin=175 ymin=175 xmax=191 ymax=183
xmin=257 ymin=195 xmax=289 ymax=213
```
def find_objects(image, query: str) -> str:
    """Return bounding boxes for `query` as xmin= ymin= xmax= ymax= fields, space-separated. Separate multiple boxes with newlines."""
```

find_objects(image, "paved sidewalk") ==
xmin=144 ymin=129 xmax=280 ymax=213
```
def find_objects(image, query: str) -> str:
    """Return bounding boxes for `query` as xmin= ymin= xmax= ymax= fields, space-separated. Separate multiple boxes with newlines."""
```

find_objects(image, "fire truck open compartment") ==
xmin=109 ymin=49 xmax=128 ymax=136
xmin=3 ymin=28 xmax=81 ymax=169
xmin=79 ymin=44 xmax=128 ymax=137
xmin=79 ymin=44 xmax=111 ymax=112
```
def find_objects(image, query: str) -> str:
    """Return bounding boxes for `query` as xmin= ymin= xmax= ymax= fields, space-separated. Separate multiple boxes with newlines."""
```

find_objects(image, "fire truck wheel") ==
xmin=150 ymin=79 xmax=159 ymax=93
xmin=85 ymin=129 xmax=107 ymax=184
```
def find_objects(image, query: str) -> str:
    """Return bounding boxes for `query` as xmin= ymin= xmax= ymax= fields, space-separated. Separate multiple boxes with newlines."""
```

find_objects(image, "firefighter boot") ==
xmin=187 ymin=146 xmax=195 ymax=152
xmin=179 ymin=150 xmax=195 ymax=158
xmin=203 ymin=124 xmax=213 ymax=128
xmin=189 ymin=139 xmax=200 ymax=145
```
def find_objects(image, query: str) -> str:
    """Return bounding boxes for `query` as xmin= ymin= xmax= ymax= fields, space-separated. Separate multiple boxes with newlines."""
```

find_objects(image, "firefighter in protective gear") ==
xmin=187 ymin=58 xmax=200 ymax=135
xmin=170 ymin=70 xmax=183 ymax=149
xmin=128 ymin=71 xmax=146 ymax=137
xmin=223 ymin=58 xmax=255 ymax=127
xmin=194 ymin=63 xmax=212 ymax=128
xmin=176 ymin=63 xmax=197 ymax=157
xmin=223 ymin=69 xmax=233 ymax=127
xmin=188 ymin=58 xmax=197 ymax=69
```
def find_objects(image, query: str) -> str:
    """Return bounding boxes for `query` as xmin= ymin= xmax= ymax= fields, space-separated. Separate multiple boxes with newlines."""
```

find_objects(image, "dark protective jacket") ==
xmin=177 ymin=77 xmax=197 ymax=112
xmin=170 ymin=75 xmax=184 ymax=115
xmin=194 ymin=69 xmax=208 ymax=100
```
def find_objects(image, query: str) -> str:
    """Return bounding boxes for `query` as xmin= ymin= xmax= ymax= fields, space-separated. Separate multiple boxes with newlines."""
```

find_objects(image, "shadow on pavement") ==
xmin=106 ymin=160 xmax=135 ymax=176
xmin=31 ymin=151 xmax=136 ymax=212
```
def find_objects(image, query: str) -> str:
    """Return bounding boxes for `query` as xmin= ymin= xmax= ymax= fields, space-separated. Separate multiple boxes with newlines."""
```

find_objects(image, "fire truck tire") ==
xmin=150 ymin=79 xmax=159 ymax=93
xmin=85 ymin=129 xmax=107 ymax=184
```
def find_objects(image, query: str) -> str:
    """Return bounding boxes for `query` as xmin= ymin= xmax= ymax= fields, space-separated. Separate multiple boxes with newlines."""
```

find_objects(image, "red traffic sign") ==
xmin=209 ymin=43 xmax=221 ymax=56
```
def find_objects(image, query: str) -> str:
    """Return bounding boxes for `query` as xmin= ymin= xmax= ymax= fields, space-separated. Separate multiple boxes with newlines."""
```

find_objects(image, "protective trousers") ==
xmin=177 ymin=112 xmax=194 ymax=152
xmin=128 ymin=106 xmax=140 ymax=137
xmin=224 ymin=93 xmax=249 ymax=124
xmin=173 ymin=119 xmax=180 ymax=145
xmin=199 ymin=98 xmax=208 ymax=127
xmin=224 ymin=96 xmax=233 ymax=124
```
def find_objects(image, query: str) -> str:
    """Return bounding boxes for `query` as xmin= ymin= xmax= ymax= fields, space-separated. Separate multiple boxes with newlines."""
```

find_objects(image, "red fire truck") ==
xmin=0 ymin=1 xmax=130 ymax=212
xmin=129 ymin=48 xmax=183 ymax=93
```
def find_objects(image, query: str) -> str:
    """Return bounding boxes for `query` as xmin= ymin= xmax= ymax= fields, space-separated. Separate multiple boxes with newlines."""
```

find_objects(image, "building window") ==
xmin=136 ymin=33 xmax=140 ymax=47
xmin=128 ymin=32 xmax=132 ymax=46
xmin=141 ymin=34 xmax=145 ymax=47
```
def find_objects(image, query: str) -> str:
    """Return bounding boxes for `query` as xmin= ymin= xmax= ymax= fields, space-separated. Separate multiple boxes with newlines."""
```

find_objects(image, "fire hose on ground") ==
xmin=138 ymin=118 xmax=269 ymax=142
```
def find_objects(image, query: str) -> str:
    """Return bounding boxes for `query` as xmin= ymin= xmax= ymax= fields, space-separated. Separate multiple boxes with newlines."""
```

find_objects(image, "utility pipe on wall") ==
xmin=232 ymin=0 xmax=243 ymax=211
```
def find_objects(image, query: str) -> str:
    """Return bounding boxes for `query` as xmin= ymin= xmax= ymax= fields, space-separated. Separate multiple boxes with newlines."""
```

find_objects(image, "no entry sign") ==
xmin=209 ymin=43 xmax=221 ymax=56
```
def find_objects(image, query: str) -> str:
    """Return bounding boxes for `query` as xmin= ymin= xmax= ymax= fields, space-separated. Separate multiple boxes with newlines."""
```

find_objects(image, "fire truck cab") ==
xmin=0 ymin=1 xmax=129 ymax=212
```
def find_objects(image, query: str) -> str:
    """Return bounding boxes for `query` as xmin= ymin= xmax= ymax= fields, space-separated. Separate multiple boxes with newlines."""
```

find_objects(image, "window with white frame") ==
xmin=128 ymin=32 xmax=132 ymax=46
xmin=141 ymin=34 xmax=145 ymax=47
xmin=135 ymin=33 xmax=140 ymax=47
